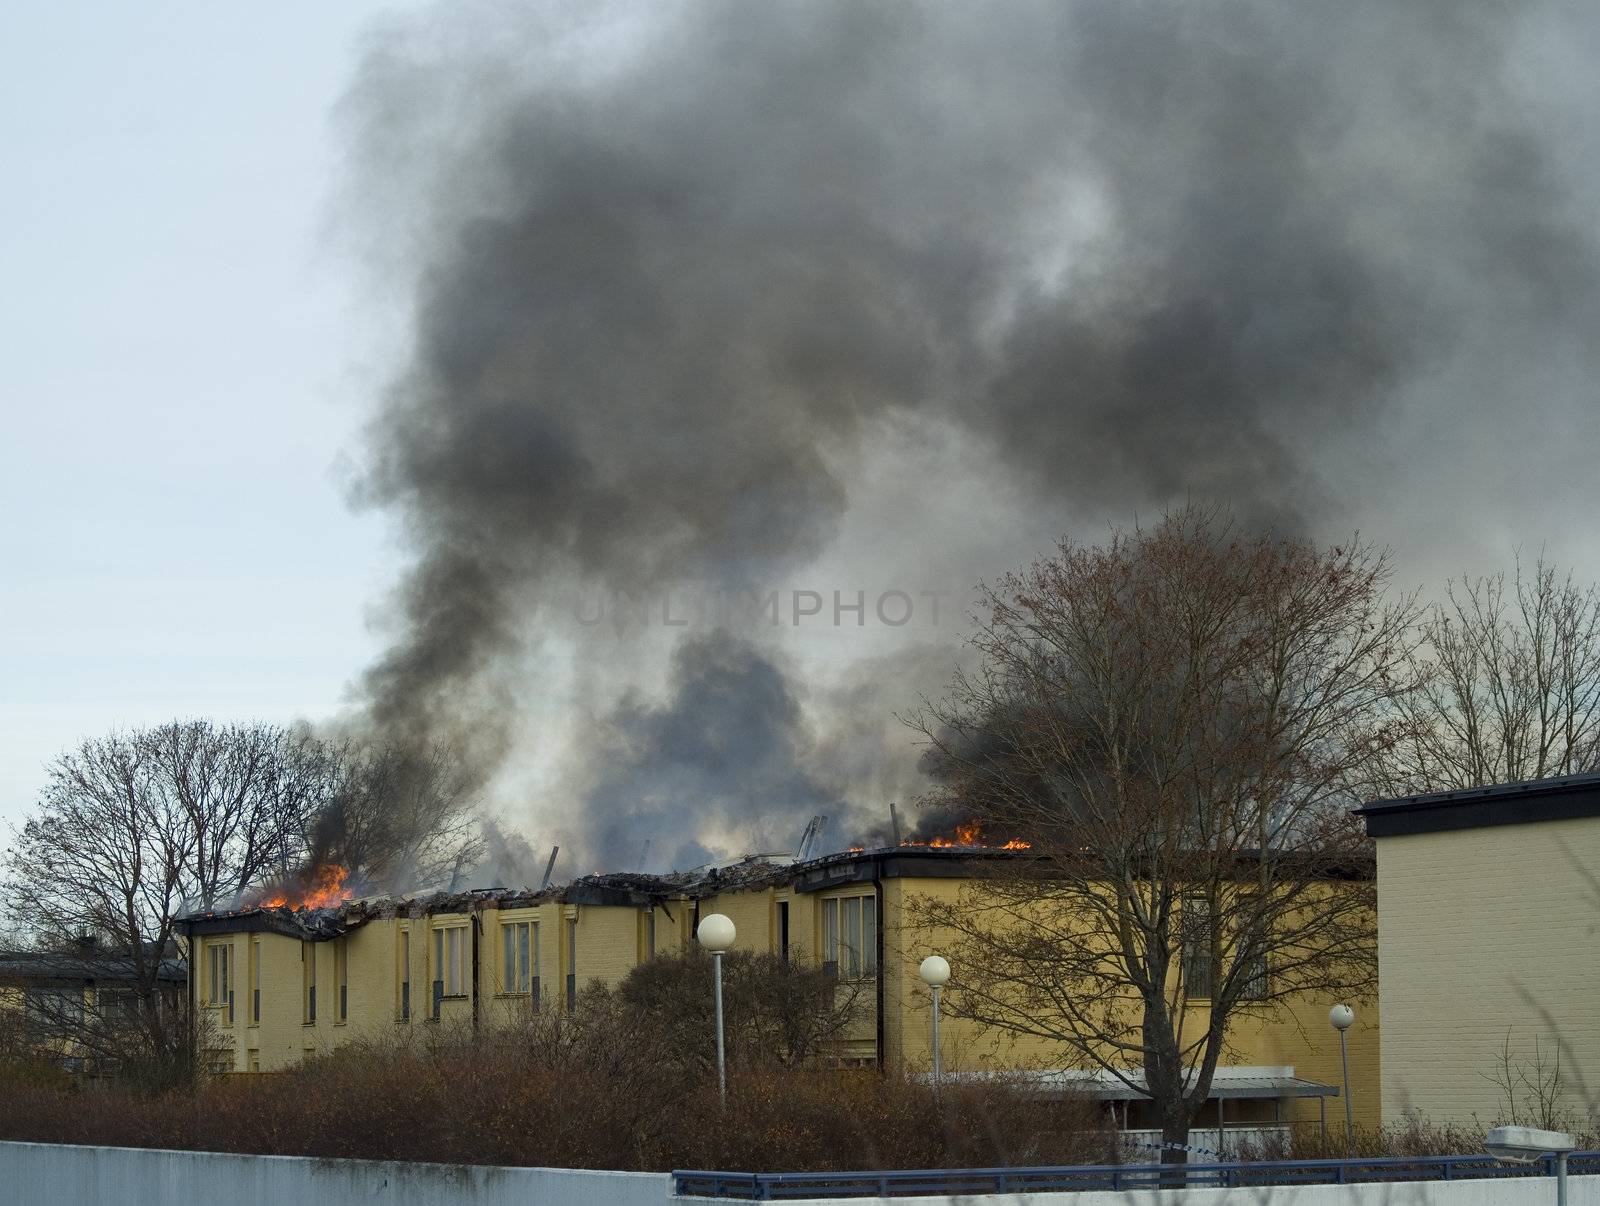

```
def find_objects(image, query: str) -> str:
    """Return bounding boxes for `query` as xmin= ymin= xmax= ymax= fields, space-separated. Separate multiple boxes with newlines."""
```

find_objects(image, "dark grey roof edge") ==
xmin=1357 ymin=772 xmax=1600 ymax=838
xmin=0 ymin=952 xmax=185 ymax=982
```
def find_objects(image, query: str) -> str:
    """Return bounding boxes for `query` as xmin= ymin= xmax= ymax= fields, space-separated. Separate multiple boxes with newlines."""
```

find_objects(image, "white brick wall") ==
xmin=1376 ymin=815 xmax=1600 ymax=1127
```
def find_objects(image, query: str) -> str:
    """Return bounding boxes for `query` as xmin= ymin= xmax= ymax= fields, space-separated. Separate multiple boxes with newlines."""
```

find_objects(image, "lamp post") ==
xmin=1487 ymin=1126 xmax=1577 ymax=1206
xmin=1329 ymin=1003 xmax=1355 ymax=1155
xmin=697 ymin=913 xmax=736 ymax=1106
xmin=918 ymin=955 xmax=951 ymax=1093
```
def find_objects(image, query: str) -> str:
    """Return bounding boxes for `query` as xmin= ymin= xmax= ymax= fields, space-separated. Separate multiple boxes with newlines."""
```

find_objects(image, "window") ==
xmin=822 ymin=895 xmax=877 ymax=980
xmin=1180 ymin=896 xmax=1214 ymax=1000
xmin=643 ymin=910 xmax=656 ymax=961
xmin=25 ymin=987 xmax=83 ymax=1038
xmin=98 ymin=988 xmax=137 ymax=1020
xmin=502 ymin=920 xmax=537 ymax=997
xmin=565 ymin=917 xmax=577 ymax=1013
xmin=433 ymin=924 xmax=465 ymax=1017
xmin=778 ymin=901 xmax=790 ymax=965
xmin=302 ymin=941 xmax=317 ymax=1024
xmin=248 ymin=937 xmax=261 ymax=1025
xmin=335 ymin=939 xmax=349 ymax=1023
xmin=1240 ymin=947 xmax=1269 ymax=1000
xmin=397 ymin=927 xmax=411 ymax=1022
xmin=822 ymin=898 xmax=837 ymax=976
xmin=208 ymin=941 xmax=232 ymax=1024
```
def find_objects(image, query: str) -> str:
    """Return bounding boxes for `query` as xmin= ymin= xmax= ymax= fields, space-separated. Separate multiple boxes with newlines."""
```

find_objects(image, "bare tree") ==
xmin=1376 ymin=556 xmax=1600 ymax=793
xmin=144 ymin=720 xmax=331 ymax=911
xmin=907 ymin=507 xmax=1418 ymax=1166
xmin=298 ymin=741 xmax=485 ymax=893
xmin=1484 ymin=1031 xmax=1574 ymax=1134
xmin=3 ymin=733 xmax=192 ymax=1068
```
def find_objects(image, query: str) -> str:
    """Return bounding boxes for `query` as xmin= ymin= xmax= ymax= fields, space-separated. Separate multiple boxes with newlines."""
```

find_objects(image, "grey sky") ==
xmin=4 ymin=2 xmax=1600 ymax=866
xmin=0 ymin=3 xmax=418 ymax=831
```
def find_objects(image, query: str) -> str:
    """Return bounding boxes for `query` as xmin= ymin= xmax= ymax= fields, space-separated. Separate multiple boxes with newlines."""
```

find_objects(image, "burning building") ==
xmin=178 ymin=842 xmax=1375 ymax=1148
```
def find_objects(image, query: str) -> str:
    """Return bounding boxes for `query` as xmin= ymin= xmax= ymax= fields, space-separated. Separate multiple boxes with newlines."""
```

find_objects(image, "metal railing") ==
xmin=675 ymin=1151 xmax=1600 ymax=1199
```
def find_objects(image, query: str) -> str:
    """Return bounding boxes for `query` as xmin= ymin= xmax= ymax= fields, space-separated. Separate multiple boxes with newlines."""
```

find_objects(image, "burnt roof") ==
xmin=1357 ymin=772 xmax=1600 ymax=838
xmin=179 ymin=842 xmax=1368 ymax=937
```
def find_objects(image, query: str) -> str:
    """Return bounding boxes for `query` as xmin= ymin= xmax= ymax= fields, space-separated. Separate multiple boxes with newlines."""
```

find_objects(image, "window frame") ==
xmin=302 ymin=940 xmax=317 ymax=1026
xmin=248 ymin=936 xmax=260 ymax=1026
xmin=821 ymin=893 xmax=877 ymax=981
xmin=500 ymin=918 xmax=538 ymax=998
xmin=334 ymin=938 xmax=349 ymax=1024
xmin=396 ymin=926 xmax=411 ymax=1022
xmin=432 ymin=922 xmax=468 ymax=1011
xmin=1180 ymin=894 xmax=1215 ymax=1001
xmin=565 ymin=916 xmax=577 ymax=1013
xmin=208 ymin=941 xmax=233 ymax=1025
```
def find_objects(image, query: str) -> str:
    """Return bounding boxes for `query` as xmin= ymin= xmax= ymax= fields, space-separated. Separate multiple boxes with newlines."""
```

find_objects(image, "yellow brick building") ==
xmin=0 ymin=946 xmax=184 ymax=1073
xmin=1358 ymin=774 xmax=1600 ymax=1129
xmin=179 ymin=846 xmax=1377 ymax=1145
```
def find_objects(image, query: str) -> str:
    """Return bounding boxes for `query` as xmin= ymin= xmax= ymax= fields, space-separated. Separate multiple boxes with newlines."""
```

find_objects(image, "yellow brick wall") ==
xmin=1374 ymin=816 xmax=1600 ymax=1128
xmin=695 ymin=888 xmax=777 ymax=956
xmin=576 ymin=904 xmax=647 ymax=990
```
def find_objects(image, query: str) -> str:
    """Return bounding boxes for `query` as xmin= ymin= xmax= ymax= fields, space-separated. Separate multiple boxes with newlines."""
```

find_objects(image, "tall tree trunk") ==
xmin=1159 ymin=1106 xmax=1192 ymax=1186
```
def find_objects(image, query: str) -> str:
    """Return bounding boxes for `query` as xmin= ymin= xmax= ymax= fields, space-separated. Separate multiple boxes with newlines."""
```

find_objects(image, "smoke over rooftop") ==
xmin=337 ymin=0 xmax=1600 ymax=869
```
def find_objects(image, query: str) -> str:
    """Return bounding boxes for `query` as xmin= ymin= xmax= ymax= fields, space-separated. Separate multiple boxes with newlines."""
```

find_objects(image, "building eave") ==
xmin=1356 ymin=772 xmax=1600 ymax=838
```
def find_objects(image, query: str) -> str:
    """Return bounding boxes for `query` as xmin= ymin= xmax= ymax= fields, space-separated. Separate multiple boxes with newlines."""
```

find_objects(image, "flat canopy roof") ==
xmin=943 ymin=1068 xmax=1339 ymax=1101
xmin=1357 ymin=772 xmax=1600 ymax=839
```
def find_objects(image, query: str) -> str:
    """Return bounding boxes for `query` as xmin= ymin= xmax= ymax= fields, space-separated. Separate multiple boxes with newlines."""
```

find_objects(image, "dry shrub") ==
xmin=0 ymin=1017 xmax=1106 ymax=1171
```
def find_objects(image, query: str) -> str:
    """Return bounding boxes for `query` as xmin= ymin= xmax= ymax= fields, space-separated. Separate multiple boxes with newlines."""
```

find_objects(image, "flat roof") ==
xmin=1356 ymin=772 xmax=1600 ymax=838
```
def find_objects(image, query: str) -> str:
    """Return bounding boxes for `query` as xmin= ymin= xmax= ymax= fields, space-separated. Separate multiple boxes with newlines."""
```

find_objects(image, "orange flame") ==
xmin=899 ymin=821 xmax=1030 ymax=850
xmin=256 ymin=864 xmax=353 ymax=911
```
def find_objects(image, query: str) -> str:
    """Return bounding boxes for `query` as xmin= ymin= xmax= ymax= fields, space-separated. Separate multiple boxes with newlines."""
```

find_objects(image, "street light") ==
xmin=1486 ymin=1126 xmax=1577 ymax=1206
xmin=697 ymin=913 xmax=736 ymax=1106
xmin=919 ymin=955 xmax=951 ymax=1091
xmin=1329 ymin=1003 xmax=1355 ymax=1155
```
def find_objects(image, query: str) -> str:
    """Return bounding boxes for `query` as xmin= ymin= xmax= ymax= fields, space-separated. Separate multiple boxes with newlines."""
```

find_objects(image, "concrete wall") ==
xmin=1375 ymin=815 xmax=1600 ymax=1127
xmin=772 ymin=1179 xmax=1600 ymax=1206
xmin=3 ymin=1142 xmax=1595 ymax=1206
xmin=0 ymin=1142 xmax=668 ymax=1206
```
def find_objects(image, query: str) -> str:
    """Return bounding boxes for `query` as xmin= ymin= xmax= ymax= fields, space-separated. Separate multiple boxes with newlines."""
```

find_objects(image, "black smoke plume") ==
xmin=339 ymin=0 xmax=1600 ymax=869
xmin=581 ymin=633 xmax=838 ymax=871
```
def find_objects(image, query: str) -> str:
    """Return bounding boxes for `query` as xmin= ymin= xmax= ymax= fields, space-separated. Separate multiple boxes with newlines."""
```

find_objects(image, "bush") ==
xmin=0 ymin=1016 xmax=1108 ymax=1171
